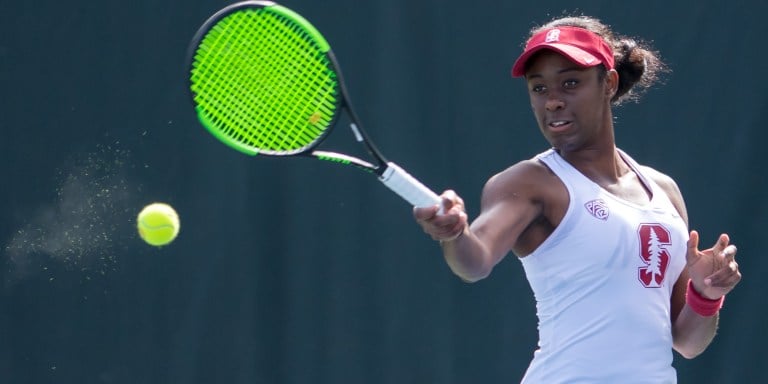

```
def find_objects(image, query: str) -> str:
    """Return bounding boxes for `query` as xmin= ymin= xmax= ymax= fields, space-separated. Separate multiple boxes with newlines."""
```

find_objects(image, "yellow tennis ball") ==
xmin=137 ymin=202 xmax=180 ymax=246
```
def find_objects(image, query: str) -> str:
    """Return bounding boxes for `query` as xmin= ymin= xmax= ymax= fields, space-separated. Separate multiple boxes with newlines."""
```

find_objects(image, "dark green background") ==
xmin=1 ymin=0 xmax=765 ymax=383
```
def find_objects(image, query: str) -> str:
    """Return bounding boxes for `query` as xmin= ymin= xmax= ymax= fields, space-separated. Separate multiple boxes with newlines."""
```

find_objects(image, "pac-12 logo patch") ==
xmin=637 ymin=223 xmax=671 ymax=288
xmin=584 ymin=199 xmax=609 ymax=220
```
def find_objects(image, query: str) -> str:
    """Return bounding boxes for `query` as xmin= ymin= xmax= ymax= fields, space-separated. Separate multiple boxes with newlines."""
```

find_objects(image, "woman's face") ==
xmin=524 ymin=50 xmax=615 ymax=152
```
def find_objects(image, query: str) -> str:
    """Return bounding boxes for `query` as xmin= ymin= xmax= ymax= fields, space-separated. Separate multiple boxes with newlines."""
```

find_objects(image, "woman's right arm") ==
xmin=413 ymin=160 xmax=548 ymax=282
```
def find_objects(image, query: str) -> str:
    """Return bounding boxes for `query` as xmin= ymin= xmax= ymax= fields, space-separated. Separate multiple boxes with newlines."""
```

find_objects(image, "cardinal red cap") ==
xmin=511 ymin=26 xmax=615 ymax=77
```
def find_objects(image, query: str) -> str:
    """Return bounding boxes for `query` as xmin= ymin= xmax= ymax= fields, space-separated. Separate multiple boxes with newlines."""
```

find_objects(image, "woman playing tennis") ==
xmin=414 ymin=15 xmax=742 ymax=383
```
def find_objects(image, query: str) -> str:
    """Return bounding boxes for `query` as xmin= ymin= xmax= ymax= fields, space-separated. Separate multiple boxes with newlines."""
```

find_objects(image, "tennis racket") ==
xmin=186 ymin=0 xmax=440 ymax=209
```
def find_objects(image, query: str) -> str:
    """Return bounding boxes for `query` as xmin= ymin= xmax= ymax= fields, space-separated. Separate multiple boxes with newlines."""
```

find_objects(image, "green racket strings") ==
xmin=190 ymin=6 xmax=340 ymax=155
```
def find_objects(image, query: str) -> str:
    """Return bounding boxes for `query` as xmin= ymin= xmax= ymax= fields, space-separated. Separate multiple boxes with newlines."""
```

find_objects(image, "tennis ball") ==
xmin=137 ymin=202 xmax=180 ymax=246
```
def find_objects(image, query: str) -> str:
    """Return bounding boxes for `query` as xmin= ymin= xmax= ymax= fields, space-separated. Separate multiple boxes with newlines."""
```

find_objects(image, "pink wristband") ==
xmin=686 ymin=279 xmax=724 ymax=317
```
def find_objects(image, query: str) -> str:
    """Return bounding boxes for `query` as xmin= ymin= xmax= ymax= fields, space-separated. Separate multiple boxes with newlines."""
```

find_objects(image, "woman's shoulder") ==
xmin=481 ymin=157 xmax=565 ymax=205
xmin=487 ymin=158 xmax=555 ymax=188
xmin=638 ymin=165 xmax=681 ymax=196
xmin=638 ymin=164 xmax=688 ymax=222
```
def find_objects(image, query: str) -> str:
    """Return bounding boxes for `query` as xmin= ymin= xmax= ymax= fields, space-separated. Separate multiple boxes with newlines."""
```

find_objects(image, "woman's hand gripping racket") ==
xmin=187 ymin=0 xmax=440 ymax=209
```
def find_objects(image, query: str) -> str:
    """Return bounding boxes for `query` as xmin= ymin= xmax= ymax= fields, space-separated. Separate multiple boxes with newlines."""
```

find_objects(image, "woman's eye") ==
xmin=563 ymin=79 xmax=578 ymax=89
xmin=531 ymin=85 xmax=545 ymax=93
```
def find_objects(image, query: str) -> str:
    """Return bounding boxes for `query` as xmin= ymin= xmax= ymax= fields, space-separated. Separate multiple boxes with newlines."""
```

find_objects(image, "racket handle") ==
xmin=379 ymin=162 xmax=442 ymax=209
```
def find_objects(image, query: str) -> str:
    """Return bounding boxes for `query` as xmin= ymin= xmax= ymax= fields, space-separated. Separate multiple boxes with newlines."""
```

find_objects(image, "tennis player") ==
xmin=414 ymin=15 xmax=742 ymax=383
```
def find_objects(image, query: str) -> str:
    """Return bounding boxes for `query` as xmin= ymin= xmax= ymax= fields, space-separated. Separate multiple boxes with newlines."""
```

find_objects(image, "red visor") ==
xmin=511 ymin=26 xmax=614 ymax=77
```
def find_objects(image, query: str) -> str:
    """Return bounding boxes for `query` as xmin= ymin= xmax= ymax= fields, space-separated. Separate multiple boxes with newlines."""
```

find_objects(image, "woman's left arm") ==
xmin=671 ymin=231 xmax=740 ymax=358
xmin=645 ymin=167 xmax=742 ymax=358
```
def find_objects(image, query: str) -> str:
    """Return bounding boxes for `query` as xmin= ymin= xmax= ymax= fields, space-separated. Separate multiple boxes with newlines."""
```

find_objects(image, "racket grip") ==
xmin=379 ymin=162 xmax=441 ymax=209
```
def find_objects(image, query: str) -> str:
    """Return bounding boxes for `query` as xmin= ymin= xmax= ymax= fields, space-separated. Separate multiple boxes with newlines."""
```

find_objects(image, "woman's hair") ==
xmin=530 ymin=15 xmax=668 ymax=105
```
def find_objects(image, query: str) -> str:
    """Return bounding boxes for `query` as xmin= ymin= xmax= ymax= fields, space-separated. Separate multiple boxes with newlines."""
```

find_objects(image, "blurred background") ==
xmin=1 ymin=0 xmax=765 ymax=383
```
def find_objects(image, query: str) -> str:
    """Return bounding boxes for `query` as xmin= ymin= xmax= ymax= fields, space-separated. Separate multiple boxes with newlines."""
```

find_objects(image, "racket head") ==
xmin=187 ymin=1 xmax=343 ymax=156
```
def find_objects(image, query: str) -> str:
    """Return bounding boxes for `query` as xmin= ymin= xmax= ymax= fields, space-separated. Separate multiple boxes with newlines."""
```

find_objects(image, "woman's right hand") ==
xmin=413 ymin=190 xmax=468 ymax=242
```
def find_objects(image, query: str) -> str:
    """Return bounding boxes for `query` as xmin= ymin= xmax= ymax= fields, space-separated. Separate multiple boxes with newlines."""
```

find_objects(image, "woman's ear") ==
xmin=605 ymin=69 xmax=619 ymax=98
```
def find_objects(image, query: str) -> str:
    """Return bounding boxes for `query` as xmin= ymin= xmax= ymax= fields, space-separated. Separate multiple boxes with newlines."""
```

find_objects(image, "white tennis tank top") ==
xmin=519 ymin=148 xmax=688 ymax=384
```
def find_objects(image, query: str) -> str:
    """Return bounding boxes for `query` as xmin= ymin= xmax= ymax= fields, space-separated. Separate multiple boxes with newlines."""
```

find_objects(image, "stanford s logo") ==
xmin=545 ymin=29 xmax=561 ymax=42
xmin=637 ymin=223 xmax=671 ymax=288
